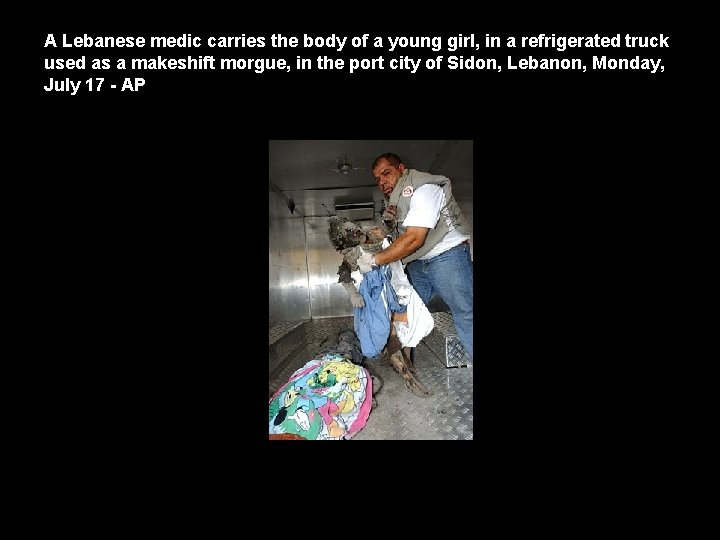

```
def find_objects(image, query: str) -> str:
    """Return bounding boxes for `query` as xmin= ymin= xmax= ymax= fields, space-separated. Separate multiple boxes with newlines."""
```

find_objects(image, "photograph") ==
xmin=268 ymin=140 xmax=474 ymax=440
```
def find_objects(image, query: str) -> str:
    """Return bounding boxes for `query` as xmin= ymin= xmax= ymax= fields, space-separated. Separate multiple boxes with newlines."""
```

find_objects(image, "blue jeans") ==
xmin=406 ymin=243 xmax=473 ymax=359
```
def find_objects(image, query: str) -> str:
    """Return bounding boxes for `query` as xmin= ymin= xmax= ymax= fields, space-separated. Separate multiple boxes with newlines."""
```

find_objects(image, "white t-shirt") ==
xmin=402 ymin=184 xmax=469 ymax=260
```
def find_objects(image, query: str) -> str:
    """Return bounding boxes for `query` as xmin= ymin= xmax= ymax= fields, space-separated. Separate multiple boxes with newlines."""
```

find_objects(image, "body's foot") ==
xmin=389 ymin=351 xmax=433 ymax=398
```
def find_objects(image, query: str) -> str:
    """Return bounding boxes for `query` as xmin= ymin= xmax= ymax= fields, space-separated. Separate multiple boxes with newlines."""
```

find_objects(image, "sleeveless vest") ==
xmin=386 ymin=168 xmax=469 ymax=263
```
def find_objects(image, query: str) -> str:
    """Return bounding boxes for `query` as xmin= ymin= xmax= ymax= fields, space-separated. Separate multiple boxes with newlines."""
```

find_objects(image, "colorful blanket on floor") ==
xmin=269 ymin=354 xmax=373 ymax=440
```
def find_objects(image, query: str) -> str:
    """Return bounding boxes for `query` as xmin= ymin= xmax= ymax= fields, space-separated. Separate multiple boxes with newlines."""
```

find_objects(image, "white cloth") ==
xmin=389 ymin=262 xmax=412 ymax=305
xmin=393 ymin=288 xmax=434 ymax=347
xmin=384 ymin=238 xmax=412 ymax=305
xmin=381 ymin=239 xmax=434 ymax=346
xmin=402 ymin=184 xmax=469 ymax=260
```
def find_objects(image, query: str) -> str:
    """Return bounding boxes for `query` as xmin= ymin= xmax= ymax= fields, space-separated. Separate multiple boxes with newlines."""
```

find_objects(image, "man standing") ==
xmin=357 ymin=152 xmax=473 ymax=359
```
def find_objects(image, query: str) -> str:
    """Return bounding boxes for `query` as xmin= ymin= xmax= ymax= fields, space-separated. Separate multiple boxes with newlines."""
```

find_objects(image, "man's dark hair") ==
xmin=372 ymin=152 xmax=403 ymax=170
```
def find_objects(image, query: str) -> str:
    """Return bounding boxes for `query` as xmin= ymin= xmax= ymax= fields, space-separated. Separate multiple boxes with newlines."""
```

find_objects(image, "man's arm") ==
xmin=376 ymin=184 xmax=443 ymax=265
xmin=374 ymin=226 xmax=429 ymax=265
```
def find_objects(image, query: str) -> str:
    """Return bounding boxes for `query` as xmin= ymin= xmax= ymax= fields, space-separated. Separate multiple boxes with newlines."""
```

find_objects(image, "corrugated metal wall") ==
xmin=269 ymin=189 xmax=310 ymax=325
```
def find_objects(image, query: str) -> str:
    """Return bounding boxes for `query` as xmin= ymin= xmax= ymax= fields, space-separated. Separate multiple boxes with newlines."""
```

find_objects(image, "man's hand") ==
xmin=357 ymin=247 xmax=375 ymax=274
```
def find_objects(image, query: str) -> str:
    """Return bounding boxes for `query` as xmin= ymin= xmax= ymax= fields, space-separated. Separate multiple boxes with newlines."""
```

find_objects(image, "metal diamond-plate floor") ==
xmin=268 ymin=316 xmax=473 ymax=440
xmin=352 ymin=341 xmax=473 ymax=440
xmin=269 ymin=320 xmax=305 ymax=346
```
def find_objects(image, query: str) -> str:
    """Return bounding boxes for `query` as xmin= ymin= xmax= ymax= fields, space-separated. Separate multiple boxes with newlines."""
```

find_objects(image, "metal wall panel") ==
xmin=269 ymin=190 xmax=311 ymax=324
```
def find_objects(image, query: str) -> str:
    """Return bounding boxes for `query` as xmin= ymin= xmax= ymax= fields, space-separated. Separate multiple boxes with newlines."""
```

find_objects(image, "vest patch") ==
xmin=402 ymin=186 xmax=414 ymax=197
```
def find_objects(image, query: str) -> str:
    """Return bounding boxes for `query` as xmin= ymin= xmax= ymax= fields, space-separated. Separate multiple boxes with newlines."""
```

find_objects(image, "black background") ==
xmin=34 ymin=22 xmax=692 ymax=476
